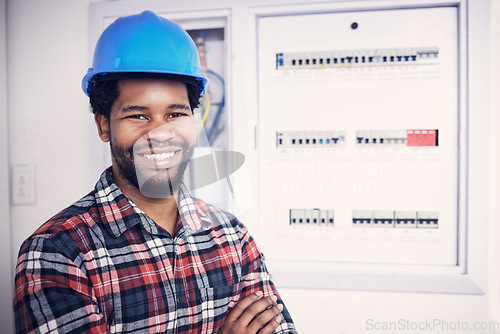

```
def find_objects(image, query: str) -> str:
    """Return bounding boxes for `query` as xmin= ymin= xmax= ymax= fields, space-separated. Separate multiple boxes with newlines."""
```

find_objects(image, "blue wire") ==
xmin=206 ymin=69 xmax=225 ymax=142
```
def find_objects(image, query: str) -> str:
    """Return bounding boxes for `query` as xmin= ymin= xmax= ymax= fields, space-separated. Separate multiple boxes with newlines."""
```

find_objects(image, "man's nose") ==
xmin=146 ymin=123 xmax=175 ymax=143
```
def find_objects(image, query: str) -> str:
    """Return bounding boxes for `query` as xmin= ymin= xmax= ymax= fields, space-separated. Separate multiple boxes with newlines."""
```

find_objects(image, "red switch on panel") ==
xmin=407 ymin=129 xmax=438 ymax=146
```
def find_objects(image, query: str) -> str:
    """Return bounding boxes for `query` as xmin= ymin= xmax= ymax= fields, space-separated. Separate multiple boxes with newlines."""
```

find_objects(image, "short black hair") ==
xmin=89 ymin=75 xmax=201 ymax=118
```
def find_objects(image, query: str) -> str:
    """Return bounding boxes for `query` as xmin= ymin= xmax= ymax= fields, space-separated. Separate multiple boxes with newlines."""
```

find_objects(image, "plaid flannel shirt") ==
xmin=14 ymin=168 xmax=296 ymax=333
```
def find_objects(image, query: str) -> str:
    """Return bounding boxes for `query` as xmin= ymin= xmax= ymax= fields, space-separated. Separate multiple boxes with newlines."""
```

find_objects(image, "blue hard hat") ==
xmin=82 ymin=10 xmax=208 ymax=96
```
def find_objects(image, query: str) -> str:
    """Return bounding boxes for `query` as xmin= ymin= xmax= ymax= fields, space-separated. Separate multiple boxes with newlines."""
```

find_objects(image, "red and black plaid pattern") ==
xmin=14 ymin=168 xmax=296 ymax=333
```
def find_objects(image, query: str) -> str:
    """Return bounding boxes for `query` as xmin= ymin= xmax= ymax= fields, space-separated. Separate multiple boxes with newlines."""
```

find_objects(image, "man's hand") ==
xmin=218 ymin=291 xmax=283 ymax=334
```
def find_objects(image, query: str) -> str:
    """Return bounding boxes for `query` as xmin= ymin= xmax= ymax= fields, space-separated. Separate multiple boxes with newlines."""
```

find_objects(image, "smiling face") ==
xmin=95 ymin=78 xmax=197 ymax=199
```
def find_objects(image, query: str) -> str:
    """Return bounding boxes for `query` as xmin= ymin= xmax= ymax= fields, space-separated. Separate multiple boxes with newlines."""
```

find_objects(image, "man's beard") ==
xmin=110 ymin=138 xmax=194 ymax=199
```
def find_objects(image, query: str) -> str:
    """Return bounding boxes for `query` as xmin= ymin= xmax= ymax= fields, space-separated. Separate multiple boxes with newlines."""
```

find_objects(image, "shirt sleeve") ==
xmin=237 ymin=225 xmax=298 ymax=334
xmin=13 ymin=236 xmax=107 ymax=334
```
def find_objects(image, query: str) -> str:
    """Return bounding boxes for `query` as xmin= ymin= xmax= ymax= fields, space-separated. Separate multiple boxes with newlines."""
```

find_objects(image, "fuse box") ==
xmin=257 ymin=7 xmax=458 ymax=268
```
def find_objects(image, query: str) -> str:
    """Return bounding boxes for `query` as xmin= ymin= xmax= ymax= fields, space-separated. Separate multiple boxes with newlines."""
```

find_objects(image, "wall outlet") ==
xmin=11 ymin=164 xmax=36 ymax=205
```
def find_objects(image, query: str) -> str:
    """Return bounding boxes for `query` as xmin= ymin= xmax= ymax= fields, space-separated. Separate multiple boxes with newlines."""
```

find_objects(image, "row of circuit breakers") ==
xmin=277 ymin=130 xmax=439 ymax=148
xmin=290 ymin=209 xmax=439 ymax=228
xmin=276 ymin=47 xmax=439 ymax=70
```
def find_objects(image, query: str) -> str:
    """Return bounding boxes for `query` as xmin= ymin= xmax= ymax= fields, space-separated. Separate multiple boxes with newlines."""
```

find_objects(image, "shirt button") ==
xmin=176 ymin=296 xmax=180 ymax=304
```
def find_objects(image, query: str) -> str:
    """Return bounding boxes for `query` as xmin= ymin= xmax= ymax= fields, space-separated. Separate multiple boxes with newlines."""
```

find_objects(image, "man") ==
xmin=13 ymin=10 xmax=296 ymax=334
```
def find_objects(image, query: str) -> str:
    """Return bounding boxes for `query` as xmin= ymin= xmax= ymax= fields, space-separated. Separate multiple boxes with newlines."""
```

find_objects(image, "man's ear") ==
xmin=94 ymin=114 xmax=110 ymax=142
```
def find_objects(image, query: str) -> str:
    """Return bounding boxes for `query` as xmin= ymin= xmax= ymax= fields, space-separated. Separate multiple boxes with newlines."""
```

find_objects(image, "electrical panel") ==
xmin=257 ymin=8 xmax=458 ymax=270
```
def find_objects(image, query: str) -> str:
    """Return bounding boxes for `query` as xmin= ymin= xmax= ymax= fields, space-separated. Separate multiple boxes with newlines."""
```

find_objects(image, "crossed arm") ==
xmin=218 ymin=290 xmax=284 ymax=334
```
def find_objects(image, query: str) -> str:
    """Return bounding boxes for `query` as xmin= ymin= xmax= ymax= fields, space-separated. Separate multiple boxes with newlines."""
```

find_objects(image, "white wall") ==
xmin=5 ymin=1 xmax=499 ymax=333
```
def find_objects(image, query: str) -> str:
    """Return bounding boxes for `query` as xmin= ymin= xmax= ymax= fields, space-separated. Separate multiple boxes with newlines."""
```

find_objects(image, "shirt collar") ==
xmin=94 ymin=168 xmax=213 ymax=238
xmin=176 ymin=183 xmax=213 ymax=236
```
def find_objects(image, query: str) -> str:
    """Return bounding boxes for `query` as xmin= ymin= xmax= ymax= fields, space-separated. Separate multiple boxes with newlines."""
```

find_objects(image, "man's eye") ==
xmin=167 ymin=112 xmax=187 ymax=119
xmin=126 ymin=115 xmax=148 ymax=120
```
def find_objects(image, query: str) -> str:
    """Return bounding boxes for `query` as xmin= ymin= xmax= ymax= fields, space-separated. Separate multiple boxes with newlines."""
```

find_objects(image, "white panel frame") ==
xmin=87 ymin=0 xmax=489 ymax=294
xmin=249 ymin=0 xmax=489 ymax=294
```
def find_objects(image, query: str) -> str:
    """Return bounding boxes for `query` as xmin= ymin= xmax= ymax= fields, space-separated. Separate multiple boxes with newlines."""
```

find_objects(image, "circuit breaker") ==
xmin=257 ymin=8 xmax=458 ymax=270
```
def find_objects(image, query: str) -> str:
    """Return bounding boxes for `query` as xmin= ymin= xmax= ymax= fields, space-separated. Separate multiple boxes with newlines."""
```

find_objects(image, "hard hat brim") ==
xmin=83 ymin=71 xmax=208 ymax=97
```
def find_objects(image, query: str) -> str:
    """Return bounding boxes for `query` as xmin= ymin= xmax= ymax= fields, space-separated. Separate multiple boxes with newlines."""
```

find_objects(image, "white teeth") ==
xmin=143 ymin=151 xmax=176 ymax=161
